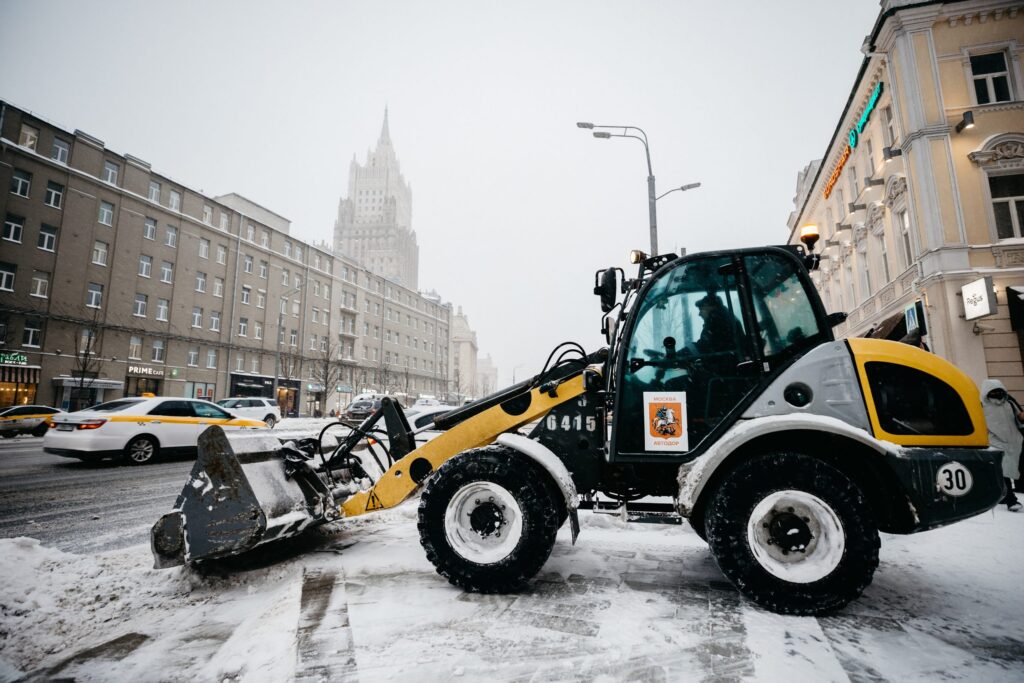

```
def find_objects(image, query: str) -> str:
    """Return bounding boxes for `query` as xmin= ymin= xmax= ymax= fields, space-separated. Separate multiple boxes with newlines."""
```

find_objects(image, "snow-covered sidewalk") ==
xmin=1 ymin=504 xmax=1022 ymax=682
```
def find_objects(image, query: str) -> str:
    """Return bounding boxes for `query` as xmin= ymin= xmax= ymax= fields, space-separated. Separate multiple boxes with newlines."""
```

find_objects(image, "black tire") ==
xmin=124 ymin=435 xmax=159 ymax=465
xmin=263 ymin=415 xmax=276 ymax=429
xmin=1 ymin=432 xmax=16 ymax=439
xmin=418 ymin=445 xmax=560 ymax=593
xmin=704 ymin=452 xmax=879 ymax=616
xmin=32 ymin=423 xmax=49 ymax=437
xmin=687 ymin=514 xmax=708 ymax=542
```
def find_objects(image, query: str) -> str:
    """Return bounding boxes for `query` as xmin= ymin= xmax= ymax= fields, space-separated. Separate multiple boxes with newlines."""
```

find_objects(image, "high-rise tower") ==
xmin=333 ymin=109 xmax=419 ymax=288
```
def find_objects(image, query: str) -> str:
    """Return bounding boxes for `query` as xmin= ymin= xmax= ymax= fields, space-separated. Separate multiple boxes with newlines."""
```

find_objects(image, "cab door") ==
xmin=147 ymin=400 xmax=199 ymax=448
xmin=191 ymin=400 xmax=240 ymax=432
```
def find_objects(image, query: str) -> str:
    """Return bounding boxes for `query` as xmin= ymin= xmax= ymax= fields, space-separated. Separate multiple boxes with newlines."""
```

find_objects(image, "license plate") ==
xmin=56 ymin=424 xmax=74 ymax=431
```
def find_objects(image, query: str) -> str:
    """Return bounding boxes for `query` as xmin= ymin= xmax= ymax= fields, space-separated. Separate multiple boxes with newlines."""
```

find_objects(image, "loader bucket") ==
xmin=151 ymin=426 xmax=333 ymax=568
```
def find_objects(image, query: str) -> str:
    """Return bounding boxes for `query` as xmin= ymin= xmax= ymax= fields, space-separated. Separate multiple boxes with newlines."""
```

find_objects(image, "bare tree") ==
xmin=71 ymin=310 xmax=104 ymax=411
xmin=309 ymin=340 xmax=345 ymax=414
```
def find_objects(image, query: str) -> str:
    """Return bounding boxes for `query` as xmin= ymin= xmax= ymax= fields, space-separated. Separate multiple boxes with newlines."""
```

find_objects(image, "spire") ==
xmin=379 ymin=106 xmax=391 ymax=146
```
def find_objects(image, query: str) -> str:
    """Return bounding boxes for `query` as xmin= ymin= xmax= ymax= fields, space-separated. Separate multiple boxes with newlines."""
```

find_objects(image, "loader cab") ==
xmin=610 ymin=247 xmax=831 ymax=461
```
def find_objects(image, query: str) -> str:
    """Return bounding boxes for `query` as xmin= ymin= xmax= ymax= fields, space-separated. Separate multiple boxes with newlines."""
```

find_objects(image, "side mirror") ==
xmin=826 ymin=312 xmax=848 ymax=327
xmin=594 ymin=268 xmax=619 ymax=313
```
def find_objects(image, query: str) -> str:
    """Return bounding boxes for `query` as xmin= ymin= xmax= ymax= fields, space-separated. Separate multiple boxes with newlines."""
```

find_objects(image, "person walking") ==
xmin=980 ymin=379 xmax=1023 ymax=512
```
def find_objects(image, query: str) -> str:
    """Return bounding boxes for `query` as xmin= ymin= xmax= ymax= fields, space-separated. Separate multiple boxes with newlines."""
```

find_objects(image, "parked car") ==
xmin=216 ymin=397 xmax=282 ymax=428
xmin=344 ymin=399 xmax=382 ymax=421
xmin=0 ymin=405 xmax=63 ymax=438
xmin=44 ymin=397 xmax=267 ymax=465
xmin=353 ymin=404 xmax=454 ymax=463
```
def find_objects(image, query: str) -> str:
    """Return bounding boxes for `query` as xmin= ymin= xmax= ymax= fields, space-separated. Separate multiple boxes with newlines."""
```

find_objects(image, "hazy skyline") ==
xmin=1 ymin=0 xmax=882 ymax=387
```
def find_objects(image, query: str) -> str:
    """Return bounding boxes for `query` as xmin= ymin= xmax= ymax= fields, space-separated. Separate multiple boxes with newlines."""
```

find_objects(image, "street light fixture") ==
xmin=577 ymin=122 xmax=661 ymax=254
xmin=656 ymin=182 xmax=701 ymax=201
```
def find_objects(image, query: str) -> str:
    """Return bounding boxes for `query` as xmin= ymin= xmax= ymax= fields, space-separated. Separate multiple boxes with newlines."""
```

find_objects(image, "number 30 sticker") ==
xmin=936 ymin=462 xmax=973 ymax=496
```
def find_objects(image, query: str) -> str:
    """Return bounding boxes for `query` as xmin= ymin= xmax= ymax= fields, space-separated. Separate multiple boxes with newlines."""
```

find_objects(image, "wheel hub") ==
xmin=444 ymin=481 xmax=523 ymax=564
xmin=746 ymin=490 xmax=846 ymax=584
xmin=767 ymin=510 xmax=813 ymax=554
xmin=468 ymin=500 xmax=506 ymax=537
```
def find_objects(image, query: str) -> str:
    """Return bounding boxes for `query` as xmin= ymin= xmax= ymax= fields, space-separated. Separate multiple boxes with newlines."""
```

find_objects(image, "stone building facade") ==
xmin=449 ymin=306 xmax=478 ymax=403
xmin=0 ymin=101 xmax=450 ymax=412
xmin=787 ymin=0 xmax=1024 ymax=391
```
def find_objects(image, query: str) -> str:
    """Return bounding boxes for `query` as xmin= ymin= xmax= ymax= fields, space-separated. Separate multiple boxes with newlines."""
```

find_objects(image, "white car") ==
xmin=216 ymin=397 xmax=282 ymax=428
xmin=44 ymin=397 xmax=267 ymax=465
xmin=0 ymin=405 xmax=63 ymax=438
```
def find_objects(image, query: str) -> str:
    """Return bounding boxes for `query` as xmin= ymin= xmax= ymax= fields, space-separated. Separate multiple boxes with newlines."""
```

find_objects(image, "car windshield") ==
xmin=218 ymin=399 xmax=242 ymax=408
xmin=87 ymin=399 xmax=147 ymax=413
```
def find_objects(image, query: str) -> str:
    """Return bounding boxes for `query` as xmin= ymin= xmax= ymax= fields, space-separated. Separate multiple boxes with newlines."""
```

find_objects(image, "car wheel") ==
xmin=124 ymin=435 xmax=159 ymax=465
xmin=32 ymin=423 xmax=49 ymax=437
xmin=704 ymin=451 xmax=880 ymax=616
xmin=418 ymin=445 xmax=560 ymax=593
xmin=263 ymin=415 xmax=276 ymax=429
xmin=1 ymin=432 xmax=16 ymax=439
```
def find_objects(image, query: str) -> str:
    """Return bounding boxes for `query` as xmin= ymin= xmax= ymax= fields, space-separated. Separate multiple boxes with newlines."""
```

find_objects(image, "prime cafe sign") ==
xmin=824 ymin=81 xmax=884 ymax=199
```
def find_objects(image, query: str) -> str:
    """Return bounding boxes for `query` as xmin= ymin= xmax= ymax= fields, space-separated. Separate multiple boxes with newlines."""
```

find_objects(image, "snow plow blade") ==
xmin=150 ymin=426 xmax=334 ymax=568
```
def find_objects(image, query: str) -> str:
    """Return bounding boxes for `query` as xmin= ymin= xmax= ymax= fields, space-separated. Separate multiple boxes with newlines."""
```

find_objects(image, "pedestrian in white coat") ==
xmin=980 ymin=379 xmax=1022 ymax=512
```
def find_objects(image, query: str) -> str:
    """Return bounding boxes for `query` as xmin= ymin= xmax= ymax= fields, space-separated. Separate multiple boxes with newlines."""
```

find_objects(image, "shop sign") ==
xmin=824 ymin=82 xmax=884 ymax=199
xmin=128 ymin=364 xmax=165 ymax=378
xmin=961 ymin=277 xmax=997 ymax=320
xmin=336 ymin=384 xmax=353 ymax=393
xmin=0 ymin=352 xmax=29 ymax=366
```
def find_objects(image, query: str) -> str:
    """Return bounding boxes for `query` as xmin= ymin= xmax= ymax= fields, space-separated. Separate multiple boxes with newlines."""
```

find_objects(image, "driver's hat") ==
xmin=695 ymin=294 xmax=722 ymax=309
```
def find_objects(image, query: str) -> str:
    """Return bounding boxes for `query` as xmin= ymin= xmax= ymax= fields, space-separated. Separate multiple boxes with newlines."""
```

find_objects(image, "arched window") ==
xmin=969 ymin=133 xmax=1024 ymax=240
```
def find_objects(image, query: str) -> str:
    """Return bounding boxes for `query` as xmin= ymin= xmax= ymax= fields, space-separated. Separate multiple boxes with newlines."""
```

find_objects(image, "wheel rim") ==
xmin=746 ymin=490 xmax=845 ymax=584
xmin=265 ymin=417 xmax=275 ymax=428
xmin=444 ymin=481 xmax=523 ymax=564
xmin=129 ymin=439 xmax=155 ymax=463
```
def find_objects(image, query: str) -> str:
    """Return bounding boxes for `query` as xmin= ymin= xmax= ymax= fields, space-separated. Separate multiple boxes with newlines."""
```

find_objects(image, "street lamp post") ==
xmin=578 ymin=122 xmax=660 ymax=254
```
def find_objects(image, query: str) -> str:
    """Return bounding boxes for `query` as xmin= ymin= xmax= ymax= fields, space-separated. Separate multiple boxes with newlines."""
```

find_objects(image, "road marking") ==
xmin=295 ymin=568 xmax=358 ymax=682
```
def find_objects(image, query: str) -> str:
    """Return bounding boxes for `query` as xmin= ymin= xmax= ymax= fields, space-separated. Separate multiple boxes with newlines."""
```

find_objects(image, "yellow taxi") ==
xmin=44 ymin=396 xmax=266 ymax=465
xmin=0 ymin=405 xmax=63 ymax=438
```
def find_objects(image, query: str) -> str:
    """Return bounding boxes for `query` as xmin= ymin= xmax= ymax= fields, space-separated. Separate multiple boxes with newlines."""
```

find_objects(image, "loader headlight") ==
xmin=629 ymin=250 xmax=647 ymax=264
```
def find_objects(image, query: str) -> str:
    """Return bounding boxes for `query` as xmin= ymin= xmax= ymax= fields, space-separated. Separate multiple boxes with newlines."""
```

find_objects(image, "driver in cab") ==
xmin=692 ymin=293 xmax=744 ymax=355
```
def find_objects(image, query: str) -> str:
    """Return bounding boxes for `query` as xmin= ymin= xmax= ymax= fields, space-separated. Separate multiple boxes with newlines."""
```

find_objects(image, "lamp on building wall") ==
xmin=882 ymin=146 xmax=903 ymax=162
xmin=955 ymin=110 xmax=975 ymax=134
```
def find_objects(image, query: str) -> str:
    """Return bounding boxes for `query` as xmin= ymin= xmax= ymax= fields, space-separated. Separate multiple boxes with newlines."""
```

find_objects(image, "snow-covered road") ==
xmin=1 ymin=502 xmax=1022 ymax=682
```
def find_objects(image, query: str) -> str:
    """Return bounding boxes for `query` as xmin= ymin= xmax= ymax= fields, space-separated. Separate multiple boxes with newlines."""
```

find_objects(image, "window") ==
xmin=236 ymin=354 xmax=245 ymax=372
xmin=282 ymin=268 xmax=289 ymax=285
xmin=294 ymin=275 xmax=301 ymax=289
xmin=44 ymin=182 xmax=64 ymax=209
xmin=199 ymin=239 xmax=210 ymax=259
xmin=220 ymin=213 xmax=230 ymax=231
xmin=138 ymin=255 xmax=152 ymax=277
xmin=313 ymin=281 xmax=320 ymax=297
xmin=323 ymin=284 xmax=330 ymax=300
xmin=254 ymin=321 xmax=263 ymax=339
xmin=0 ymin=264 xmax=15 ymax=292
xmin=295 ymin=246 xmax=302 ymax=262
xmin=102 ymin=161 xmax=119 ymax=185
xmin=18 ymin=124 xmax=38 ymax=150
xmin=238 ymin=318 xmax=248 ymax=336
xmin=156 ymin=298 xmax=169 ymax=321
xmin=214 ymin=277 xmax=224 ymax=297
xmin=251 ymin=357 xmax=260 ymax=373
xmin=217 ymin=244 xmax=227 ymax=265
xmin=320 ymin=336 xmax=327 ymax=352
xmin=38 ymin=225 xmax=57 ymax=251
xmin=243 ymin=255 xmax=253 ymax=273
xmin=202 ymin=205 xmax=213 ymax=224
xmin=195 ymin=271 xmax=206 ymax=291
xmin=990 ymin=174 xmax=1024 ymax=239
xmin=865 ymin=138 xmax=875 ymax=178
xmin=241 ymin=286 xmax=251 ymax=304
xmin=259 ymin=260 xmax=268 ymax=279
xmin=896 ymin=210 xmax=914 ymax=270
xmin=11 ymin=169 xmax=31 ymax=197
xmin=290 ymin=329 xmax=297 ymax=346
xmin=971 ymin=52 xmax=1012 ymax=105
xmin=192 ymin=307 xmax=203 ymax=328
xmin=152 ymin=339 xmax=165 ymax=363
xmin=284 ymin=241 xmax=292 ymax=258
xmin=877 ymin=232 xmax=890 ymax=284
xmin=207 ymin=349 xmax=217 ymax=368
xmin=98 ymin=201 xmax=114 ymax=226
xmin=144 ymin=217 xmax=157 ymax=240
xmin=210 ymin=311 xmax=221 ymax=331
xmin=30 ymin=271 xmax=49 ymax=298
xmin=92 ymin=240 xmax=108 ymax=266
xmin=161 ymin=261 xmax=174 ymax=284
xmin=87 ymin=283 xmax=103 ymax=308
xmin=848 ymin=165 xmax=859 ymax=201
xmin=22 ymin=319 xmax=41 ymax=347
xmin=148 ymin=181 xmax=161 ymax=203
xmin=865 ymin=362 xmax=973 ymax=436
xmin=261 ymin=231 xmax=269 ymax=247
xmin=129 ymin=336 xmax=142 ymax=360
xmin=188 ymin=347 xmax=199 ymax=366
xmin=165 ymin=226 xmax=177 ymax=247
xmin=51 ymin=138 xmax=70 ymax=164
xmin=310 ymin=334 xmax=317 ymax=351
xmin=134 ymin=293 xmax=148 ymax=317
xmin=312 ymin=308 xmax=319 ymax=323
xmin=169 ymin=190 xmax=181 ymax=211
xmin=79 ymin=328 xmax=96 ymax=355
xmin=292 ymin=299 xmax=300 ymax=316
xmin=246 ymin=223 xmax=254 ymax=241
xmin=3 ymin=215 xmax=23 ymax=243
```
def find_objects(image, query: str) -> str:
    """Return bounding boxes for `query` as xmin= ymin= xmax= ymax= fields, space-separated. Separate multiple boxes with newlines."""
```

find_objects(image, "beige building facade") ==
xmin=0 ymin=102 xmax=451 ymax=412
xmin=788 ymin=0 xmax=1024 ymax=391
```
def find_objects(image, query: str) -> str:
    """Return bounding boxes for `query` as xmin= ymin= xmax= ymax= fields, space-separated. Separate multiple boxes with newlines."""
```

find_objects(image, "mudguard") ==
xmin=495 ymin=433 xmax=581 ymax=543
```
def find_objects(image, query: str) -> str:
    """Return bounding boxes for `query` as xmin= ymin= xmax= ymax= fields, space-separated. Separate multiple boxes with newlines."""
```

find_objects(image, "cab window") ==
xmin=193 ymin=402 xmax=231 ymax=419
xmin=743 ymin=252 xmax=823 ymax=362
xmin=150 ymin=401 xmax=194 ymax=417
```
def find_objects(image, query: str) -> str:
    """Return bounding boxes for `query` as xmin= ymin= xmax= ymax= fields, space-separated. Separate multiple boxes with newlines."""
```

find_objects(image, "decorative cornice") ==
xmin=867 ymin=202 xmax=886 ymax=236
xmin=947 ymin=6 xmax=1019 ymax=27
xmin=884 ymin=176 xmax=908 ymax=207
xmin=969 ymin=139 xmax=1024 ymax=166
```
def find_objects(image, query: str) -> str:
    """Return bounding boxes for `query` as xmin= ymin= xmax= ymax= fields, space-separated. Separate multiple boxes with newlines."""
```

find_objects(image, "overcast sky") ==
xmin=1 ymin=0 xmax=882 ymax=387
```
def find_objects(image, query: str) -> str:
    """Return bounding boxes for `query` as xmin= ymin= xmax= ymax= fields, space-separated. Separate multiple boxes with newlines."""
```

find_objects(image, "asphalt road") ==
xmin=0 ymin=437 xmax=194 ymax=554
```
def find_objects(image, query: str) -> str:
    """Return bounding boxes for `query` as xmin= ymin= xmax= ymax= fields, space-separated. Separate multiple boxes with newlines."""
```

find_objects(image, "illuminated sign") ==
xmin=0 ymin=352 xmax=28 ymax=366
xmin=962 ymin=276 xmax=997 ymax=321
xmin=824 ymin=82 xmax=884 ymax=199
xmin=128 ymin=364 xmax=165 ymax=377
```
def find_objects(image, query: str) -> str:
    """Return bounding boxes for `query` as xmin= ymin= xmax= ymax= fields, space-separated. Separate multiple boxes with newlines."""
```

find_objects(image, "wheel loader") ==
xmin=151 ymin=245 xmax=1005 ymax=615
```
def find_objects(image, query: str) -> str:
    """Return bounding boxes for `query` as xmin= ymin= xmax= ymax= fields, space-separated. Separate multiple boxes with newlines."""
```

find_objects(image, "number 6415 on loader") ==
xmin=152 ymin=245 xmax=1004 ymax=616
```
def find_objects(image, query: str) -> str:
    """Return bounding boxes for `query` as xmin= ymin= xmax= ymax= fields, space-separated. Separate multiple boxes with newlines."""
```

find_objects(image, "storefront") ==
xmin=52 ymin=376 xmax=124 ymax=412
xmin=305 ymin=382 xmax=326 ymax=417
xmin=0 ymin=352 xmax=40 ymax=408
xmin=228 ymin=373 xmax=274 ymax=399
xmin=275 ymin=379 xmax=300 ymax=417
xmin=125 ymin=364 xmax=165 ymax=397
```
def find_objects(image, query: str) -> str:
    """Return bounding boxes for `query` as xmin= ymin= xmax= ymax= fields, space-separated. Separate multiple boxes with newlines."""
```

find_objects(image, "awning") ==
xmin=51 ymin=376 xmax=124 ymax=390
xmin=0 ymin=365 xmax=41 ymax=384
